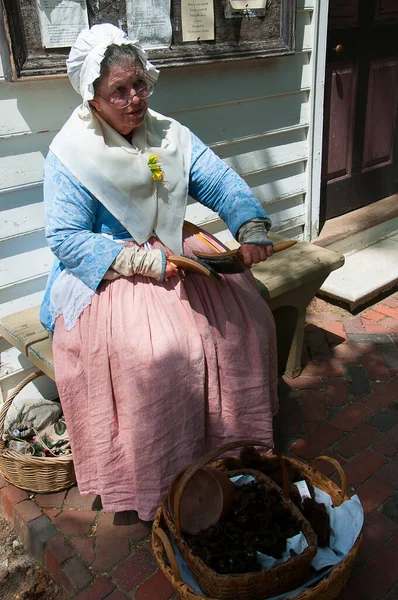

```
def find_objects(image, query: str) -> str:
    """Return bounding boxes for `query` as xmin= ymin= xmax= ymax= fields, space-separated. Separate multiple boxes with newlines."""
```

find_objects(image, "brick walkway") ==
xmin=1 ymin=290 xmax=398 ymax=599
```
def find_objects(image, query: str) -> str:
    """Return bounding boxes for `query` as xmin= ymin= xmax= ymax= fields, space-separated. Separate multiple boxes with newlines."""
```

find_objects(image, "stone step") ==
xmin=319 ymin=232 xmax=398 ymax=310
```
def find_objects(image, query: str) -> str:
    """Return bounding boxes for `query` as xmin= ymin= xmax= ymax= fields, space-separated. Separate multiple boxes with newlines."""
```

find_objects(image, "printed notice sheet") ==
xmin=36 ymin=0 xmax=89 ymax=48
xmin=126 ymin=0 xmax=172 ymax=50
xmin=229 ymin=0 xmax=267 ymax=9
xmin=181 ymin=0 xmax=215 ymax=42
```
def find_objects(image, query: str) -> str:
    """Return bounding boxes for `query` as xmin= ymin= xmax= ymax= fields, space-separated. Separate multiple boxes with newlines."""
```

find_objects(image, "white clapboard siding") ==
xmin=0 ymin=291 xmax=46 ymax=319
xmin=0 ymin=131 xmax=53 ymax=190
xmin=1 ymin=182 xmax=43 ymax=211
xmin=268 ymin=195 xmax=306 ymax=226
xmin=296 ymin=8 xmax=312 ymax=52
xmin=223 ymin=139 xmax=308 ymax=175
xmin=0 ymin=245 xmax=53 ymax=289
xmin=0 ymin=201 xmax=44 ymax=241
xmin=1 ymin=228 xmax=46 ymax=259
xmin=0 ymin=151 xmax=45 ymax=190
xmin=0 ymin=274 xmax=50 ymax=308
xmin=0 ymin=80 xmax=81 ymax=137
xmin=168 ymin=91 xmax=310 ymax=147
xmin=216 ymin=126 xmax=308 ymax=171
xmin=278 ymin=224 xmax=305 ymax=240
xmin=152 ymin=51 xmax=313 ymax=114
xmin=0 ymin=2 xmax=317 ymax=387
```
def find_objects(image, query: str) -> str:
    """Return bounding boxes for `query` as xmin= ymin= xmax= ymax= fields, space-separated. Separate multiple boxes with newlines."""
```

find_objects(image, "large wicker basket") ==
xmin=153 ymin=441 xmax=363 ymax=600
xmin=0 ymin=371 xmax=76 ymax=493
xmin=159 ymin=441 xmax=318 ymax=600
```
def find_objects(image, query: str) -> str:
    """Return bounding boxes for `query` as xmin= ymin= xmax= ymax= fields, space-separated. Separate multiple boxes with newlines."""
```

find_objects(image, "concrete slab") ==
xmin=320 ymin=233 xmax=398 ymax=310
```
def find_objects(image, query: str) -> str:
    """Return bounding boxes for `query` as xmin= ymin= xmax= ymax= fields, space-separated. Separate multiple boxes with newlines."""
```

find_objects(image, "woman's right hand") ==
xmin=165 ymin=259 xmax=179 ymax=279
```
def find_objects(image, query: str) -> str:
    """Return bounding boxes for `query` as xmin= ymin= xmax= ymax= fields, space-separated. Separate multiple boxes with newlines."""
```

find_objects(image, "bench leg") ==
xmin=284 ymin=305 xmax=306 ymax=378
xmin=267 ymin=276 xmax=329 ymax=379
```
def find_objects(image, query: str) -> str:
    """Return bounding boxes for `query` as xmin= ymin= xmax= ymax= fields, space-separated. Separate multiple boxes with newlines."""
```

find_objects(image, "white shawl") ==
xmin=50 ymin=107 xmax=191 ymax=255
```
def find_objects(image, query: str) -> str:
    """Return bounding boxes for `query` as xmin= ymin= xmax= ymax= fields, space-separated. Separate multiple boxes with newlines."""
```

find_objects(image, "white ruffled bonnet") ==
xmin=66 ymin=23 xmax=159 ymax=107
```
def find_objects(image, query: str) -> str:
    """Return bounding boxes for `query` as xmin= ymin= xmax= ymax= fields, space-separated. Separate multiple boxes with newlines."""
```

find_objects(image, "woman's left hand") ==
xmin=239 ymin=243 xmax=274 ymax=268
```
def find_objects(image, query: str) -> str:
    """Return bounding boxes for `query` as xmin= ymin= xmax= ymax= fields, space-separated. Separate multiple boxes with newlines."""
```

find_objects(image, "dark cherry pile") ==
xmin=223 ymin=447 xmax=331 ymax=548
xmin=185 ymin=481 xmax=301 ymax=574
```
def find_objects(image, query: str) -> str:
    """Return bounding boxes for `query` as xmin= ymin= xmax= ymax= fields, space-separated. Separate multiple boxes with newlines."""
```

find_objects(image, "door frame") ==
xmin=0 ymin=0 xmax=13 ymax=81
xmin=306 ymin=0 xmax=330 ymax=240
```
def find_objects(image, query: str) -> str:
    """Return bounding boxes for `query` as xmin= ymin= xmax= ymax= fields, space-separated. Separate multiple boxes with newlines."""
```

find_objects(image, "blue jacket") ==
xmin=40 ymin=132 xmax=270 ymax=330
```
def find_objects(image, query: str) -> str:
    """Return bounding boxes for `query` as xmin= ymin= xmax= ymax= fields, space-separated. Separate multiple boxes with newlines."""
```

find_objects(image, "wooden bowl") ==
xmin=169 ymin=466 xmax=235 ymax=535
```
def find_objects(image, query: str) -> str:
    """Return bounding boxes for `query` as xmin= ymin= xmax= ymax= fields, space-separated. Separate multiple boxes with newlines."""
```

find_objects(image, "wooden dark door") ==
xmin=321 ymin=0 xmax=398 ymax=221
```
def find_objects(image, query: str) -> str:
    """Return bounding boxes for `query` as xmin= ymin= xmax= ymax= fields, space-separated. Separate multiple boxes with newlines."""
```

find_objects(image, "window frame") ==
xmin=2 ymin=0 xmax=297 ymax=80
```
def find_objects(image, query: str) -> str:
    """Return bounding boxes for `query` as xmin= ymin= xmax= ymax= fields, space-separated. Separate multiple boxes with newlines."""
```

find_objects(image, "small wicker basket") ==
xmin=152 ymin=441 xmax=363 ymax=600
xmin=159 ymin=441 xmax=318 ymax=600
xmin=0 ymin=371 xmax=76 ymax=493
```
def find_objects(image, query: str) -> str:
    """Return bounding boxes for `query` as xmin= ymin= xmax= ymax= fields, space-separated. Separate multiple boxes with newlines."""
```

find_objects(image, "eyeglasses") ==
xmin=97 ymin=82 xmax=155 ymax=109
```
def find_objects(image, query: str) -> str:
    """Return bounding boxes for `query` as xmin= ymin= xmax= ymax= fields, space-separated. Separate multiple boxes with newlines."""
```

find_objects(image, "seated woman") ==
xmin=40 ymin=23 xmax=278 ymax=521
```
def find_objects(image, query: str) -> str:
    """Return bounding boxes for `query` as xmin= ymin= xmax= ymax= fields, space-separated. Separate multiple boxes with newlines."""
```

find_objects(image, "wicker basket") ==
xmin=153 ymin=442 xmax=363 ymax=600
xmin=0 ymin=371 xmax=76 ymax=493
xmin=160 ymin=441 xmax=318 ymax=600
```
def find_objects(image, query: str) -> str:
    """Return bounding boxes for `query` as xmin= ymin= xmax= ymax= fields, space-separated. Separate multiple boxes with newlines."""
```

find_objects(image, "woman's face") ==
xmin=89 ymin=59 xmax=148 ymax=137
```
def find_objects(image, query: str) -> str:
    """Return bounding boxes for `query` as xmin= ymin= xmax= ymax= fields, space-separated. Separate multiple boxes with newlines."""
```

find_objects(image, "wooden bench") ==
xmin=0 ymin=235 xmax=344 ymax=383
xmin=0 ymin=306 xmax=54 ymax=380
xmin=254 ymin=239 xmax=344 ymax=377
xmin=228 ymin=233 xmax=344 ymax=377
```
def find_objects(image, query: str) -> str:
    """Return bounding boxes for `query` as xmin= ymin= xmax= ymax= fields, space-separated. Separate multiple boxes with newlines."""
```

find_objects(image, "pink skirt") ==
xmin=53 ymin=229 xmax=278 ymax=520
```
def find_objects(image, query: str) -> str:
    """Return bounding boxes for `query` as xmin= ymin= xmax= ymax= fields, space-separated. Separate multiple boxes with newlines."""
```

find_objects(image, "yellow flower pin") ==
xmin=148 ymin=154 xmax=164 ymax=181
